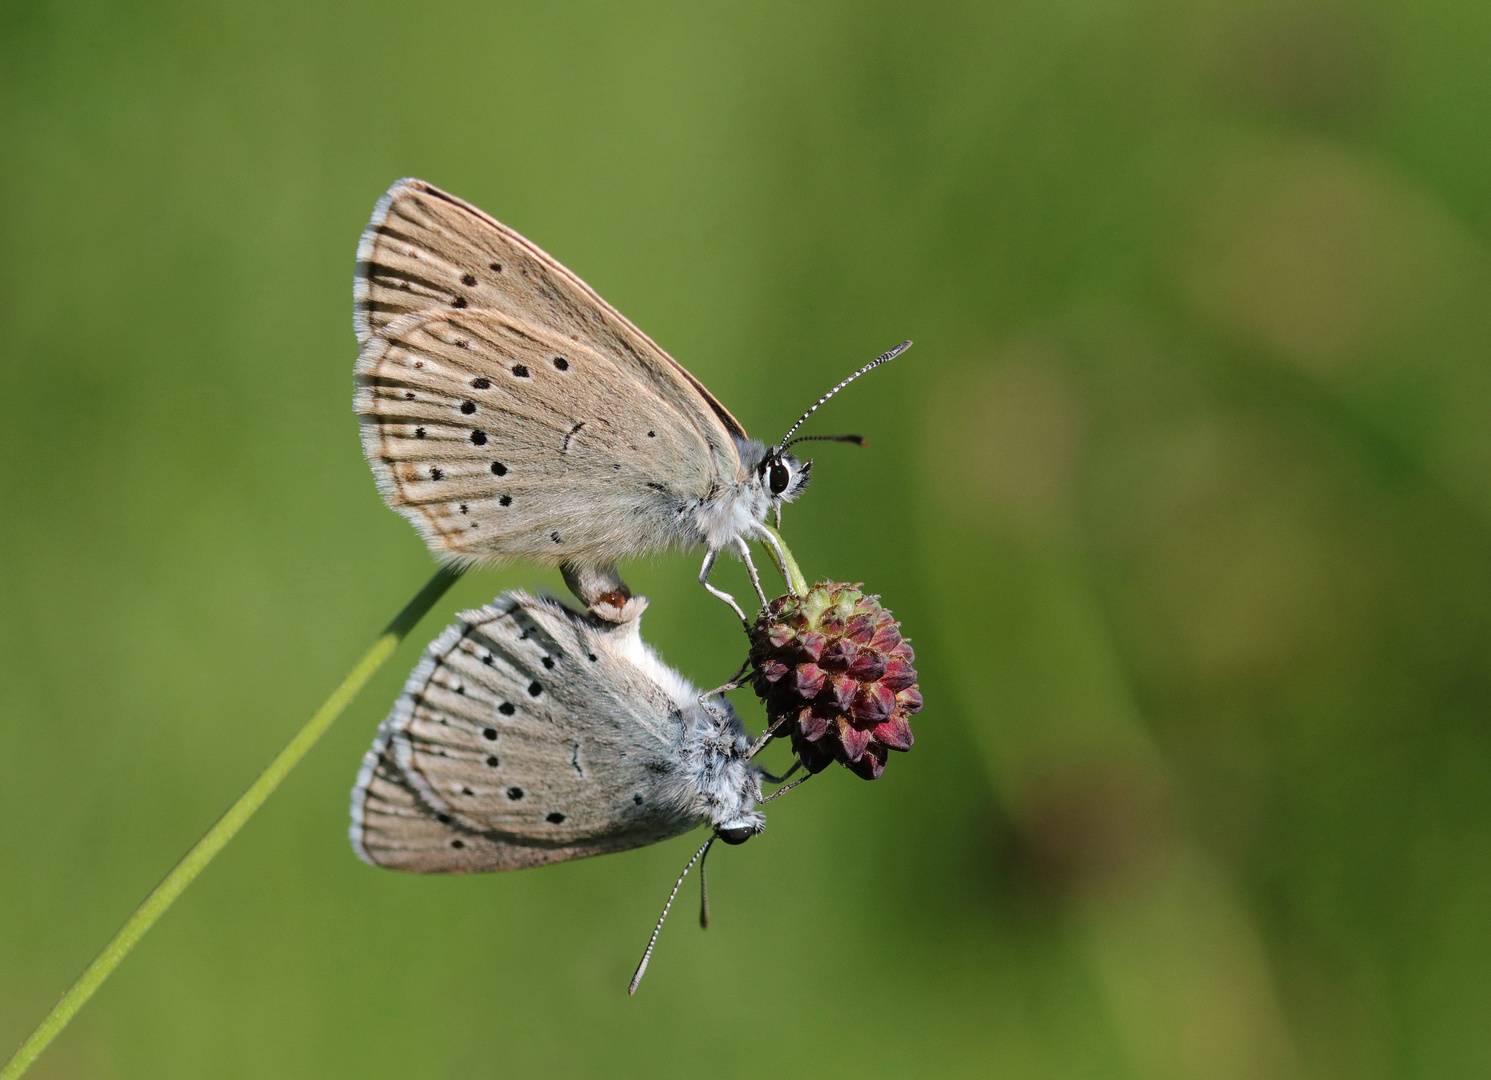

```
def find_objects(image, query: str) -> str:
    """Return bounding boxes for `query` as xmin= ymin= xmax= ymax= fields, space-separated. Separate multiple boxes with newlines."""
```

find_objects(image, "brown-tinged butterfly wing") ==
xmin=354 ymin=178 xmax=744 ymax=450
xmin=352 ymin=179 xmax=752 ymax=565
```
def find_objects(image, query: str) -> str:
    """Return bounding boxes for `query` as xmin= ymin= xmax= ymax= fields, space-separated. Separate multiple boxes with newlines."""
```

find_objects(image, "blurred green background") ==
xmin=4 ymin=0 xmax=1491 ymax=1077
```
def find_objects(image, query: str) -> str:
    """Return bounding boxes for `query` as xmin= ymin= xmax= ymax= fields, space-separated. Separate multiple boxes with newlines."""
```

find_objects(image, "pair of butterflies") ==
xmin=349 ymin=178 xmax=905 ymax=881
xmin=347 ymin=183 xmax=905 ymax=989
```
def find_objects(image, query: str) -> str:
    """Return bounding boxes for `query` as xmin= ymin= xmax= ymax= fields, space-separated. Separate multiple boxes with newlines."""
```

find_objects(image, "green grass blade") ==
xmin=1 ymin=565 xmax=463 ymax=1080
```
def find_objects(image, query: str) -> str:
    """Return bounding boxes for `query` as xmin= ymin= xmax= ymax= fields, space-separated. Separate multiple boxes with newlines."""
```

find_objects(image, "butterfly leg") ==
xmin=743 ymin=713 xmax=794 ymax=761
xmin=698 ymin=658 xmax=751 ymax=722
xmin=758 ymin=769 xmax=813 ymax=803
xmin=756 ymin=758 xmax=802 ymax=785
xmin=699 ymin=548 xmax=749 ymax=626
xmin=733 ymin=536 xmax=770 ymax=609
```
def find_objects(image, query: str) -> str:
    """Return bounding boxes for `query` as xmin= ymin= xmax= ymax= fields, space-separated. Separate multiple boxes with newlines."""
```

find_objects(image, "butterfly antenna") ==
xmin=698 ymin=840 xmax=714 ymax=929
xmin=782 ymin=433 xmax=869 ymax=452
xmin=628 ymin=836 xmax=716 ymax=995
xmin=777 ymin=340 xmax=912 ymax=446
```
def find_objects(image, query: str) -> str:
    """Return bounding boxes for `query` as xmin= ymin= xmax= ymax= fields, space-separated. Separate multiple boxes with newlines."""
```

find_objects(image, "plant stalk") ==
xmin=758 ymin=523 xmax=808 ymax=596
xmin=0 ymin=565 xmax=463 ymax=1080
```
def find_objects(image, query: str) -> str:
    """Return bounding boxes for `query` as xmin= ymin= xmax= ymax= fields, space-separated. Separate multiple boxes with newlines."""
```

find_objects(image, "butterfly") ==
xmin=352 ymin=178 xmax=908 ymax=621
xmin=349 ymin=590 xmax=767 ymax=875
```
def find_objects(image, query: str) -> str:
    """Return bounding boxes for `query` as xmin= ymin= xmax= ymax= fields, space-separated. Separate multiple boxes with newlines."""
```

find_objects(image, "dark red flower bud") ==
xmin=794 ymin=663 xmax=827 ymax=698
xmin=848 ymin=650 xmax=887 ymax=681
xmin=870 ymin=622 xmax=902 ymax=653
xmin=851 ymin=681 xmax=897 ymax=724
xmin=827 ymin=674 xmax=858 ymax=713
xmin=846 ymin=744 xmax=886 ymax=780
xmin=845 ymin=614 xmax=878 ymax=645
xmin=796 ymin=631 xmax=827 ymax=662
xmin=880 ymin=656 xmax=917 ymax=692
xmin=819 ymin=638 xmax=858 ymax=672
xmin=872 ymin=715 xmax=915 ymax=752
xmin=759 ymin=659 xmax=790 ymax=684
xmin=836 ymin=718 xmax=873 ymax=762
xmin=798 ymin=706 xmax=830 ymax=742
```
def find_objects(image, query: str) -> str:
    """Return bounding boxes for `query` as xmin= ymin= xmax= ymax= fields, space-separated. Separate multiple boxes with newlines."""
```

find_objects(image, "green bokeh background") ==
xmin=5 ymin=1 xmax=1491 ymax=1077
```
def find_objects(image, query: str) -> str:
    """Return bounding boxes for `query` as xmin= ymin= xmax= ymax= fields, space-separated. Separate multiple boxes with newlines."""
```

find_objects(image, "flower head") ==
xmin=749 ymin=583 xmax=922 ymax=780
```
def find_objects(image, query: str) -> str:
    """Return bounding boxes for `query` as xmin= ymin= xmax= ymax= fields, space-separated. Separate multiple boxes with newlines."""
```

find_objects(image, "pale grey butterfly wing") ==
xmin=354 ymin=308 xmax=723 ymax=566
xmin=352 ymin=180 xmax=751 ymax=567
xmin=350 ymin=592 xmax=709 ymax=873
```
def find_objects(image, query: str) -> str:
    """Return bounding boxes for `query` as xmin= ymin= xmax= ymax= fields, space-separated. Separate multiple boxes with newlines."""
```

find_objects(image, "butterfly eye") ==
xmin=715 ymin=825 xmax=756 ymax=845
xmin=767 ymin=461 xmax=791 ymax=496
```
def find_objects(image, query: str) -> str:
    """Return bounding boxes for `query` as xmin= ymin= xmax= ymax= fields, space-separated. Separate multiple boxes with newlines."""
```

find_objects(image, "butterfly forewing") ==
xmin=351 ymin=593 xmax=703 ymax=873
xmin=355 ymin=307 xmax=719 ymax=564
xmin=354 ymin=178 xmax=746 ymax=446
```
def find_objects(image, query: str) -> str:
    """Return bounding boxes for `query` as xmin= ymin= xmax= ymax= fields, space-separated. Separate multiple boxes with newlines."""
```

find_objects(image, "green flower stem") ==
xmin=1 ymin=565 xmax=464 ymax=1080
xmin=758 ymin=523 xmax=808 ymax=597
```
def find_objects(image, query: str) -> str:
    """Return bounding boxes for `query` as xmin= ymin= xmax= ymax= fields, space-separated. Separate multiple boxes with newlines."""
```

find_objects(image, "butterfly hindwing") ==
xmin=350 ymin=593 xmax=704 ymax=873
xmin=354 ymin=307 xmax=719 ymax=565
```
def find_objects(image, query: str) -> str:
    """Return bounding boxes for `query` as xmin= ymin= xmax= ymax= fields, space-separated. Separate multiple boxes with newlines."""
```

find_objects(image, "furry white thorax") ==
xmin=692 ymin=475 xmax=772 ymax=553
xmin=613 ymin=620 xmax=764 ymax=835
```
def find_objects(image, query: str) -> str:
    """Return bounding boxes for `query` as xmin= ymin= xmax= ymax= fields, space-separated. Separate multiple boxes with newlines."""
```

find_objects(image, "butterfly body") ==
xmin=353 ymin=180 xmax=809 ymax=613
xmin=350 ymin=591 xmax=765 ymax=873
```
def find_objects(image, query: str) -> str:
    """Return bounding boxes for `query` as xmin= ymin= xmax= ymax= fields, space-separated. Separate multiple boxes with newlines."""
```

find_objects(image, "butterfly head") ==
xmin=758 ymin=446 xmax=812 ymax=506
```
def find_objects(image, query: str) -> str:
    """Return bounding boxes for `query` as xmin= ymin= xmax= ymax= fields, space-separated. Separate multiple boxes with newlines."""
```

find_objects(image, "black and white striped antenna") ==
xmin=777 ymin=340 xmax=913 ymax=447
